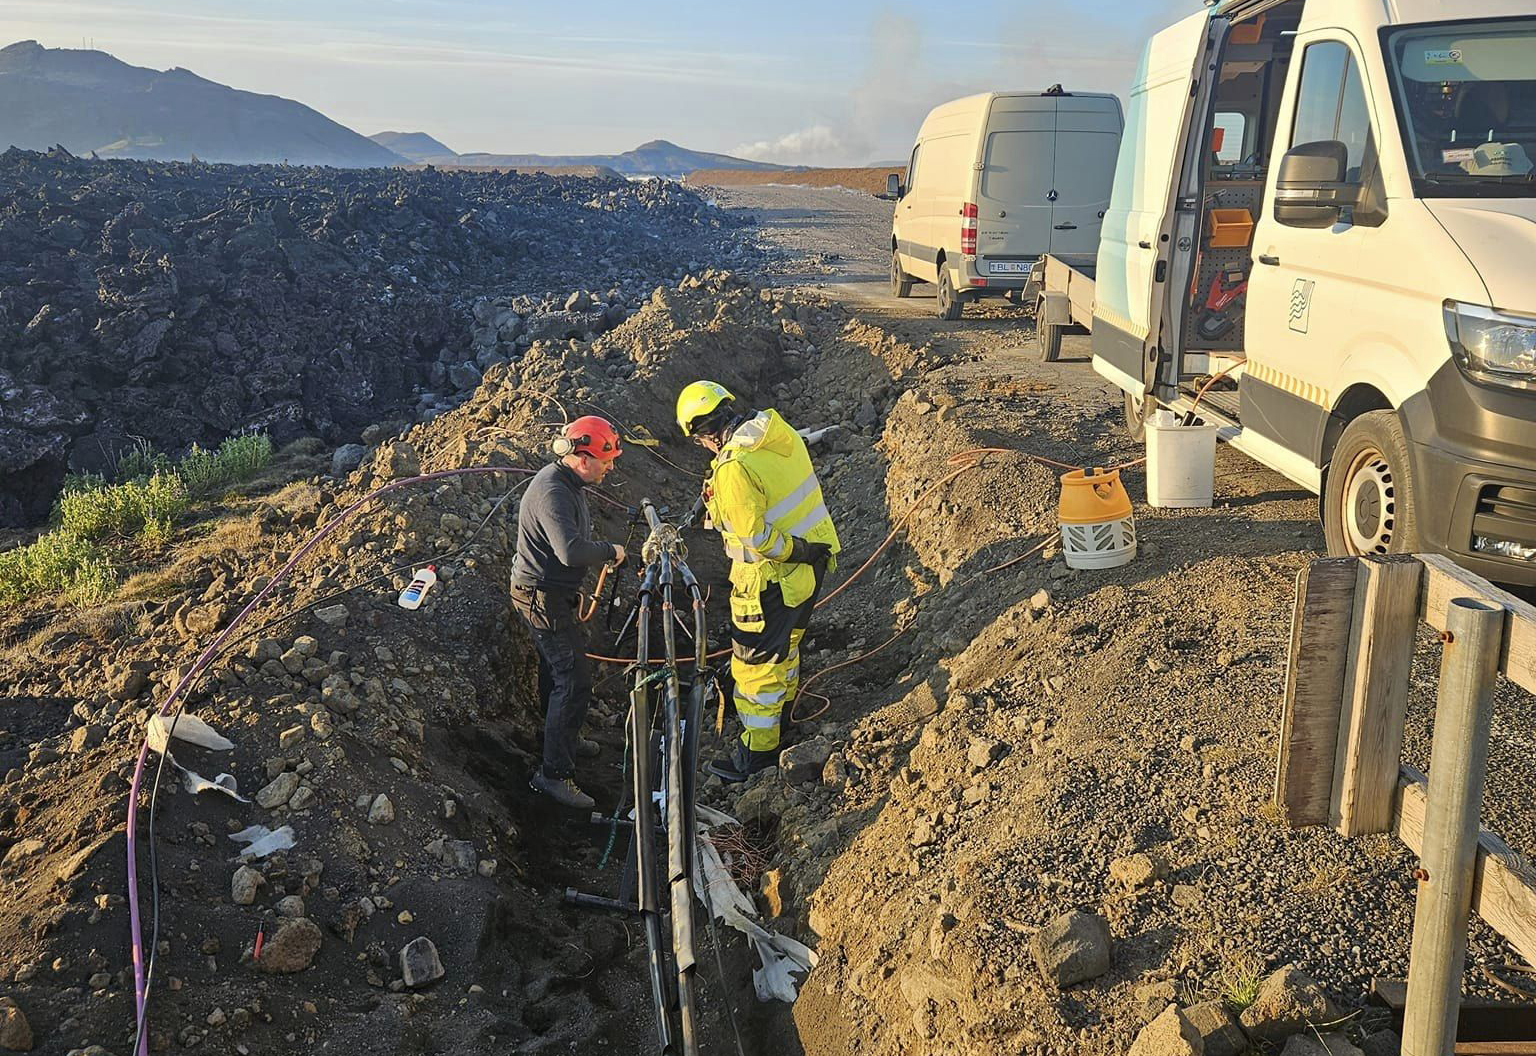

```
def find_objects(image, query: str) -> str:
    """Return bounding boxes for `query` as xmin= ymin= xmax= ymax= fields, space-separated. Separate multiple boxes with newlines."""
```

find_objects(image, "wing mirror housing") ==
xmin=881 ymin=172 xmax=904 ymax=201
xmin=1274 ymin=140 xmax=1357 ymax=228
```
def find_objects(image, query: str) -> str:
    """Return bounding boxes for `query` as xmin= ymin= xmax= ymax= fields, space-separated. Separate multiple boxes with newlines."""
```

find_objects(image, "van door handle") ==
xmin=1054 ymin=222 xmax=1078 ymax=230
xmin=1258 ymin=254 xmax=1281 ymax=266
xmin=1138 ymin=240 xmax=1153 ymax=249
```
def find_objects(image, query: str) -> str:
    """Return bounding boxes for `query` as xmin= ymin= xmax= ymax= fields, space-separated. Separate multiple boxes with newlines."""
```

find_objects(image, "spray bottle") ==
xmin=397 ymin=566 xmax=437 ymax=610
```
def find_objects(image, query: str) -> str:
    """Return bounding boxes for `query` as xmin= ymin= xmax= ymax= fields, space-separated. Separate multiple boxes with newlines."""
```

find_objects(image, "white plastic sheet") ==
xmin=179 ymin=767 xmax=247 ymax=802
xmin=229 ymin=825 xmax=296 ymax=858
xmin=146 ymin=712 xmax=234 ymax=753
xmin=692 ymin=808 xmax=818 ymax=1004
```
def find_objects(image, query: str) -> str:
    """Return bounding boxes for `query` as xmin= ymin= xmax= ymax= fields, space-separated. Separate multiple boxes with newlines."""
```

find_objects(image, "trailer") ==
xmin=1030 ymin=255 xmax=1096 ymax=363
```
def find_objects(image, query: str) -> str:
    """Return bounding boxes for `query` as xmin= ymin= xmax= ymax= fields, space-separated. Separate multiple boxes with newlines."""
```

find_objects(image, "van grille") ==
xmin=1472 ymin=484 xmax=1536 ymax=545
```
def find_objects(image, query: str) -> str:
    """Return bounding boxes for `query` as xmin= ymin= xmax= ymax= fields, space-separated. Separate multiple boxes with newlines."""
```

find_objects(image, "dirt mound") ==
xmin=0 ymin=147 xmax=751 ymax=526
xmin=689 ymin=167 xmax=906 ymax=196
xmin=0 ymin=269 xmax=916 ymax=1056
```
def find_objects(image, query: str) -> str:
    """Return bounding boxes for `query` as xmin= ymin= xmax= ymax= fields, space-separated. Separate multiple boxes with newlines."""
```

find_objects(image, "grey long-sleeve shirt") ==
xmin=510 ymin=462 xmax=618 ymax=592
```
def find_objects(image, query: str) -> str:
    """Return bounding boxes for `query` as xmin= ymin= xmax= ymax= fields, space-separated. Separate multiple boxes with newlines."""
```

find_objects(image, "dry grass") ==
xmin=687 ymin=166 xmax=906 ymax=196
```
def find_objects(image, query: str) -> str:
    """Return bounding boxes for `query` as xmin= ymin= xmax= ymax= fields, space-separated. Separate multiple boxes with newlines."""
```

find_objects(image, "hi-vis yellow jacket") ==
xmin=705 ymin=409 xmax=840 ymax=610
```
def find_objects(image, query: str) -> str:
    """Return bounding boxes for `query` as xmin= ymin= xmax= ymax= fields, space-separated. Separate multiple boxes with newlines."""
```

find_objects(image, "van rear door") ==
xmin=1050 ymin=100 xmax=1123 ymax=261
xmin=976 ymin=99 xmax=1056 ymax=275
xmin=1094 ymin=10 xmax=1215 ymax=396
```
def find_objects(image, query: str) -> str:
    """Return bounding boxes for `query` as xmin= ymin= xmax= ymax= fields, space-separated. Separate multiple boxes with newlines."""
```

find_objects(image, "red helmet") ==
xmin=558 ymin=415 xmax=622 ymax=462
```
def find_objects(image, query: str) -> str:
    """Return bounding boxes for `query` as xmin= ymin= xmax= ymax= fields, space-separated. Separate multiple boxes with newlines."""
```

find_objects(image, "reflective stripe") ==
xmin=737 ymin=685 xmax=789 ymax=706
xmin=764 ymin=474 xmax=820 ymax=523
xmin=759 ymin=534 xmax=791 ymax=559
xmin=738 ymin=712 xmax=780 ymax=729
xmin=782 ymin=501 xmax=830 ymax=539
xmin=741 ymin=527 xmax=776 ymax=549
xmin=724 ymin=542 xmax=760 ymax=563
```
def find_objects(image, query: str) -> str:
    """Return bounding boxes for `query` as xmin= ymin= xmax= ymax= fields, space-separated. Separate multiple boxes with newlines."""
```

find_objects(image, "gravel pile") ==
xmin=0 ymin=146 xmax=756 ymax=525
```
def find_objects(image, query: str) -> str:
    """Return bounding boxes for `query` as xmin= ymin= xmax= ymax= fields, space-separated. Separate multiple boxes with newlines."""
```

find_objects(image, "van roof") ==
xmin=922 ymin=90 xmax=1120 ymax=123
xmin=1216 ymin=0 xmax=1532 ymax=27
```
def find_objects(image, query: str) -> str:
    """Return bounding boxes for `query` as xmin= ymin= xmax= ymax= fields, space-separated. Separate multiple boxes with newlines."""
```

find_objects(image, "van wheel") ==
xmin=1323 ymin=411 xmax=1421 ymax=557
xmin=936 ymin=265 xmax=963 ymax=321
xmin=890 ymin=250 xmax=913 ymax=298
xmin=1038 ymin=320 xmax=1063 ymax=362
xmin=1124 ymin=392 xmax=1152 ymax=443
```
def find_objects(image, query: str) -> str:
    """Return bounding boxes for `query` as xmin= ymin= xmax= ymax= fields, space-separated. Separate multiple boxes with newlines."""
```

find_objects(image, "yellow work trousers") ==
xmin=729 ymin=571 xmax=821 ymax=752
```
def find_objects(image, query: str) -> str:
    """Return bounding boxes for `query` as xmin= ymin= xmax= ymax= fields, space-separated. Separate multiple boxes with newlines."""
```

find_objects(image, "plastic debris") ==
xmin=179 ymin=767 xmax=247 ymax=802
xmin=692 ymin=809 xmax=817 ymax=1003
xmin=229 ymin=825 xmax=297 ymax=858
xmin=147 ymin=712 xmax=234 ymax=753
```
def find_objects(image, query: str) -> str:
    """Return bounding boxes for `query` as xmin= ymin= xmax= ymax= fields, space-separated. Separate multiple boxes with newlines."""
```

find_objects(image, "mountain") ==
xmin=369 ymin=130 xmax=457 ymax=163
xmin=0 ymin=40 xmax=404 ymax=167
xmin=423 ymin=139 xmax=791 ymax=176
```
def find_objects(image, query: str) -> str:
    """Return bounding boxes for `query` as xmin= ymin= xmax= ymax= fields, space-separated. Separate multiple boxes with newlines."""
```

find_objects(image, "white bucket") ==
xmin=1145 ymin=410 xmax=1218 ymax=509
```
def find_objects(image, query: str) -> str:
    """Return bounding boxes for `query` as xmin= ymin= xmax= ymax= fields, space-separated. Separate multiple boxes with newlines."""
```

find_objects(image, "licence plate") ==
xmin=988 ymin=261 xmax=1033 ymax=274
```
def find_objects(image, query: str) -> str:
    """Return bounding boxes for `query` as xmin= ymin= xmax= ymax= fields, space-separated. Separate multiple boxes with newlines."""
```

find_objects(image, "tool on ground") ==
xmin=1196 ymin=266 xmax=1249 ymax=341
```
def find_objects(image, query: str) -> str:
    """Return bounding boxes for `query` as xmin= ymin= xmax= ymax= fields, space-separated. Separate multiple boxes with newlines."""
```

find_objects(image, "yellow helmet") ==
xmin=676 ymin=380 xmax=735 ymax=436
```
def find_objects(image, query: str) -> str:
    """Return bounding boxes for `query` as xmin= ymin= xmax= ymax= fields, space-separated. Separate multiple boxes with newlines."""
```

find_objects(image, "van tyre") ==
xmin=1123 ymin=392 xmax=1152 ymax=443
xmin=936 ymin=265 xmax=963 ymax=321
xmin=890 ymin=249 xmax=914 ymax=298
xmin=1323 ymin=411 xmax=1421 ymax=558
xmin=1038 ymin=319 xmax=1063 ymax=362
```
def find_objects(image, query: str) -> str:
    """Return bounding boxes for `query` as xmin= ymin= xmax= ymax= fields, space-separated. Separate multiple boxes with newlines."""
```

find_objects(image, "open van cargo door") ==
xmin=1092 ymin=9 xmax=1220 ymax=398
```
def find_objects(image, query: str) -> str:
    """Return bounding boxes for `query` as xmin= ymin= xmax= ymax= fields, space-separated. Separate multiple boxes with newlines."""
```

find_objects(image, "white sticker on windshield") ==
xmin=1442 ymin=147 xmax=1476 ymax=163
xmin=1424 ymin=48 xmax=1463 ymax=65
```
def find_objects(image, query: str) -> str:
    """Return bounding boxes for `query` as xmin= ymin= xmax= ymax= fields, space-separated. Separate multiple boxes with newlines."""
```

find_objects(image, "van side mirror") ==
xmin=1274 ymin=140 xmax=1357 ymax=228
xmin=882 ymin=172 xmax=903 ymax=200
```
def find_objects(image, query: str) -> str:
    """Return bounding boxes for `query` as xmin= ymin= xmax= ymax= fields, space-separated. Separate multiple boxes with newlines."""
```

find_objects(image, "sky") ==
xmin=1 ymin=0 xmax=1205 ymax=165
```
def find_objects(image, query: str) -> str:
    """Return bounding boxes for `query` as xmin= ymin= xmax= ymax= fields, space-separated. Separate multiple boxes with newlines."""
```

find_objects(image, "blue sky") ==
xmin=3 ymin=0 xmax=1203 ymax=164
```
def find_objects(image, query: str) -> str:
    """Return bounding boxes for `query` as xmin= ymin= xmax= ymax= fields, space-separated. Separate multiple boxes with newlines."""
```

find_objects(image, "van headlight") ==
xmin=1445 ymin=301 xmax=1536 ymax=390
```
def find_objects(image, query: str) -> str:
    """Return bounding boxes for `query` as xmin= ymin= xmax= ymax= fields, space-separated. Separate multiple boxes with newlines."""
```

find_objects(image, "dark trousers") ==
xmin=511 ymin=584 xmax=593 ymax=780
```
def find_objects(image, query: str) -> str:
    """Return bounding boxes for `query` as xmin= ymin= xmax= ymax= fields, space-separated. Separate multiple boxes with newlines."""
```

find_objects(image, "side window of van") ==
xmin=1290 ymin=41 xmax=1375 ymax=181
xmin=908 ymin=144 xmax=921 ymax=192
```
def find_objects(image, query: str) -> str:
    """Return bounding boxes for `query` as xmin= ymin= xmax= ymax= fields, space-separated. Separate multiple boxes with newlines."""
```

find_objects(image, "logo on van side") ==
xmin=1289 ymin=279 xmax=1315 ymax=334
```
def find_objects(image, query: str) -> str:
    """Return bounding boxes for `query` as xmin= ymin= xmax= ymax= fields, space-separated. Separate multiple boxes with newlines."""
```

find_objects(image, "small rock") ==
xmin=288 ymin=785 xmax=317 ymax=811
xmin=1030 ymin=909 xmax=1112 ymax=988
xmin=256 ymin=772 xmax=300 ymax=810
xmin=68 ymin=725 xmax=105 ymax=753
xmin=2 ymin=839 xmax=44 ymax=865
xmin=1110 ymin=852 xmax=1166 ymax=890
xmin=88 ymin=972 xmax=111 ymax=990
xmin=1029 ymin=589 xmax=1051 ymax=613
xmin=760 ymin=868 xmax=789 ymax=918
xmin=367 ymin=794 xmax=395 ymax=825
xmin=278 ymin=725 xmax=306 ymax=749
xmin=778 ymin=737 xmax=831 ymax=784
xmin=440 ymin=840 xmax=476 ymax=872
xmin=255 ymin=917 xmax=323 ymax=973
xmin=314 ymin=604 xmax=349 ymax=627
xmin=275 ymin=895 xmax=306 ymax=918
xmin=399 ymin=937 xmax=445 ymax=988
xmin=1281 ymin=1035 xmax=1363 ymax=1056
xmin=330 ymin=444 xmax=367 ymax=477
xmin=231 ymin=865 xmax=264 ymax=906
xmin=1239 ymin=964 xmax=1343 ymax=1046
xmin=1131 ymin=981 xmax=1178 ymax=1023
xmin=476 ymin=860 xmax=497 ymax=878
xmin=112 ymin=666 xmax=150 ymax=701
xmin=205 ymin=1008 xmax=227 ymax=1027
xmin=0 ymin=997 xmax=32 ymax=1051
xmin=1185 ymin=999 xmax=1246 ymax=1056
xmin=310 ymin=711 xmax=334 ymax=741
xmin=1128 ymin=1004 xmax=1202 ymax=1056
xmin=1361 ymin=1030 xmax=1401 ymax=1056
xmin=966 ymin=737 xmax=1002 ymax=770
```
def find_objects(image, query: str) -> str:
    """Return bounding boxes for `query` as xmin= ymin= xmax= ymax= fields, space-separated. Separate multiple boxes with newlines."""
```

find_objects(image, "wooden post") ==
xmin=1275 ymin=558 xmax=1359 ymax=827
xmin=1402 ymin=597 xmax=1504 ymax=1056
xmin=1332 ymin=554 xmax=1423 ymax=836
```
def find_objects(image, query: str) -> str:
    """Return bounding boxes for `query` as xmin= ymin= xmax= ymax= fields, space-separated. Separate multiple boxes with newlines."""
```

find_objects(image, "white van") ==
xmin=887 ymin=87 xmax=1123 ymax=320
xmin=1091 ymin=0 xmax=1536 ymax=584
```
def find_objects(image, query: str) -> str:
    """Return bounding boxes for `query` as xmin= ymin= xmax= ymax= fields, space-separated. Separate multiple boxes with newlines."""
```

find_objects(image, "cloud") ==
xmin=734 ymin=124 xmax=851 ymax=165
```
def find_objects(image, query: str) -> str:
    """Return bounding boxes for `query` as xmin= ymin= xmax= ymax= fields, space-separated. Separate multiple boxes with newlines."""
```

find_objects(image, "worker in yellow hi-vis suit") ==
xmin=676 ymin=380 xmax=840 ymax=783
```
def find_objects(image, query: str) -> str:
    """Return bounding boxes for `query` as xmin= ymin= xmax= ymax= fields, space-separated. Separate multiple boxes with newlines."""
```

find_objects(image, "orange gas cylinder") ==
xmin=1057 ymin=468 xmax=1137 ymax=569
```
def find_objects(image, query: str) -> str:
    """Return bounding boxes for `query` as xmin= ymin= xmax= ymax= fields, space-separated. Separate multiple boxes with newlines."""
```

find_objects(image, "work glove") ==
xmin=788 ymin=537 xmax=833 ymax=569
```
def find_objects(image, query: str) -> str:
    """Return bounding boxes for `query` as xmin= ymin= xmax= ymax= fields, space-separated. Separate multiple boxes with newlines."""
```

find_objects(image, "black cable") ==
xmin=131 ymin=474 xmax=534 ymax=1049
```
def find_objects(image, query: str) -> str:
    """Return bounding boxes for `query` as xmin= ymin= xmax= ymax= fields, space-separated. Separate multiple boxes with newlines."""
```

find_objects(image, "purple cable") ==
xmin=125 ymin=465 xmax=534 ymax=1053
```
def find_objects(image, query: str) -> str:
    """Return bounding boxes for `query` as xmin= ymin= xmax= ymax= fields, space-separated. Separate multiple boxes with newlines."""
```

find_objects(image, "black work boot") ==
xmin=529 ymin=771 xmax=596 ymax=809
xmin=572 ymin=736 xmax=601 ymax=759
xmin=705 ymin=744 xmax=778 ymax=784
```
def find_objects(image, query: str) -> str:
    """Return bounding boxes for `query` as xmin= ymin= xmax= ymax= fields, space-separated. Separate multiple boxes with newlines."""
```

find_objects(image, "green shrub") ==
xmin=114 ymin=437 xmax=171 ymax=482
xmin=0 ymin=531 xmax=116 ymax=606
xmin=56 ymin=472 xmax=190 ymax=541
xmin=177 ymin=433 xmax=273 ymax=497
xmin=176 ymin=443 xmax=223 ymax=496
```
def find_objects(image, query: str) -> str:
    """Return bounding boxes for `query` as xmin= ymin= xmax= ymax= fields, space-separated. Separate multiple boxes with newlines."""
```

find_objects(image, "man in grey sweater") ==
xmin=511 ymin=416 xmax=627 ymax=809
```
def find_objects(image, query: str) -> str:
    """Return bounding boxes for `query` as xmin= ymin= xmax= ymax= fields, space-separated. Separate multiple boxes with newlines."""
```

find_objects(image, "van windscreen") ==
xmin=1385 ymin=17 xmax=1536 ymax=197
xmin=980 ymin=130 xmax=1055 ymax=203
